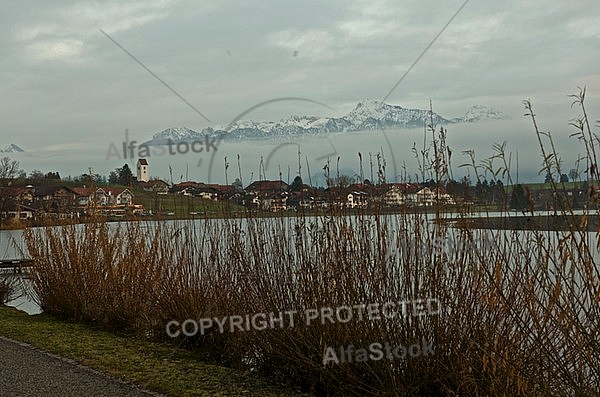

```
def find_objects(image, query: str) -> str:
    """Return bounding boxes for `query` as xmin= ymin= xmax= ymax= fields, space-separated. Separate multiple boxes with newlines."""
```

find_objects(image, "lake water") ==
xmin=2 ymin=213 xmax=598 ymax=316
xmin=0 ymin=229 xmax=41 ymax=315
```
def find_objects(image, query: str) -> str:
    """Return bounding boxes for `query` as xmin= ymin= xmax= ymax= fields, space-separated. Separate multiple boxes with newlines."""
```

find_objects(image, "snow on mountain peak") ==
xmin=354 ymin=98 xmax=386 ymax=110
xmin=152 ymin=127 xmax=201 ymax=140
xmin=142 ymin=101 xmax=508 ymax=145
xmin=350 ymin=99 xmax=390 ymax=121
xmin=0 ymin=143 xmax=25 ymax=153
xmin=463 ymin=105 xmax=507 ymax=122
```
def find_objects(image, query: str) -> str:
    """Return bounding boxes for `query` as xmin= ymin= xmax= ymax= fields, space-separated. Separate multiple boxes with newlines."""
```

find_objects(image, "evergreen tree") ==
xmin=232 ymin=178 xmax=243 ymax=191
xmin=494 ymin=180 xmax=505 ymax=205
xmin=290 ymin=176 xmax=303 ymax=192
xmin=108 ymin=170 xmax=119 ymax=184
xmin=118 ymin=164 xmax=134 ymax=186
xmin=488 ymin=180 xmax=496 ymax=203
xmin=510 ymin=184 xmax=527 ymax=210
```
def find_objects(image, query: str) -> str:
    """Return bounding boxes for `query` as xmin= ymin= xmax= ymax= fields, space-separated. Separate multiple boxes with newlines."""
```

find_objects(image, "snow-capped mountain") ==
xmin=345 ymin=99 xmax=453 ymax=129
xmin=147 ymin=127 xmax=203 ymax=144
xmin=461 ymin=105 xmax=507 ymax=123
xmin=142 ymin=100 xmax=507 ymax=145
xmin=0 ymin=144 xmax=25 ymax=153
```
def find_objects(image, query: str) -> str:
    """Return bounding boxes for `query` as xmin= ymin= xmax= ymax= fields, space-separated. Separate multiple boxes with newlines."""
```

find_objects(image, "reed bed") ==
xmin=22 ymin=92 xmax=600 ymax=396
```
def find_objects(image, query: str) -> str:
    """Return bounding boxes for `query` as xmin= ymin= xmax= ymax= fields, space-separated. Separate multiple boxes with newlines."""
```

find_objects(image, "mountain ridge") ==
xmin=142 ymin=100 xmax=507 ymax=145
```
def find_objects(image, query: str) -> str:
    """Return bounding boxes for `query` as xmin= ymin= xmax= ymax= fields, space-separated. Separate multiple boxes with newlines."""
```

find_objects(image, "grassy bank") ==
xmin=0 ymin=306 xmax=308 ymax=396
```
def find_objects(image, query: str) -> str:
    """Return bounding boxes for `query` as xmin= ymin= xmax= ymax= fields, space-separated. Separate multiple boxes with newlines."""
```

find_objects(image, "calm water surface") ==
xmin=2 ymin=214 xmax=598 ymax=315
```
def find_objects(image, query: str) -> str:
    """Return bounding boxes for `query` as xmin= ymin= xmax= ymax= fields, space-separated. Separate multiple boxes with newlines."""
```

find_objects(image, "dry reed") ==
xmin=23 ymin=91 xmax=600 ymax=396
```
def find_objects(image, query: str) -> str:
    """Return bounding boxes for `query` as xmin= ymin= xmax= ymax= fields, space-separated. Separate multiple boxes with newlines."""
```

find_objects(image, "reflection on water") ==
xmin=1 ymin=215 xmax=598 ymax=316
xmin=0 ymin=229 xmax=41 ymax=315
xmin=3 ymin=273 xmax=41 ymax=315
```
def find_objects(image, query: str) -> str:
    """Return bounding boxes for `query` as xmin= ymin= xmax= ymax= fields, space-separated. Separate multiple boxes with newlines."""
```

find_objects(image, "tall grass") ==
xmin=23 ymin=92 xmax=600 ymax=396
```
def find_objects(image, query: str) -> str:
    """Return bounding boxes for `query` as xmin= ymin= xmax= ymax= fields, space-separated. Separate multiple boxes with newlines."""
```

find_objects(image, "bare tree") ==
xmin=568 ymin=168 xmax=579 ymax=182
xmin=29 ymin=170 xmax=45 ymax=181
xmin=0 ymin=157 xmax=24 ymax=181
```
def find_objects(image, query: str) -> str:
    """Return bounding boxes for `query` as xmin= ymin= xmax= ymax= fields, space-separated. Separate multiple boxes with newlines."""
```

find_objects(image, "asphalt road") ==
xmin=0 ymin=336 xmax=161 ymax=397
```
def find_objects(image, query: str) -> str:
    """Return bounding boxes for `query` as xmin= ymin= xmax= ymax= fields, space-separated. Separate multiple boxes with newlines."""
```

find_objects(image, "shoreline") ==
xmin=439 ymin=214 xmax=599 ymax=231
xmin=2 ymin=206 xmax=598 ymax=232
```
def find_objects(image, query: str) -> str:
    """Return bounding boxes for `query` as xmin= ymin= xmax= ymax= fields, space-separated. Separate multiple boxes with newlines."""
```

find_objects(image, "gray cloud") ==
xmin=1 ymin=0 xmax=599 ymax=183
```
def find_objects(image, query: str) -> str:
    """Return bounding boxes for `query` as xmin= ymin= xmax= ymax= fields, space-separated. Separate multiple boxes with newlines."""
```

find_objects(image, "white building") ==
xmin=415 ymin=187 xmax=435 ymax=207
xmin=137 ymin=158 xmax=149 ymax=182
xmin=347 ymin=191 xmax=368 ymax=209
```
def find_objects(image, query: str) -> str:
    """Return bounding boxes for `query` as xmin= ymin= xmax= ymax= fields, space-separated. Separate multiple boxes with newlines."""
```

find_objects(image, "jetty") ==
xmin=0 ymin=259 xmax=34 ymax=274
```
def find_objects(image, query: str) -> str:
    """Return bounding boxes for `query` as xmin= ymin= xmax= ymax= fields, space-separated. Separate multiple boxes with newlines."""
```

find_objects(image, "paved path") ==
xmin=0 ymin=336 xmax=161 ymax=397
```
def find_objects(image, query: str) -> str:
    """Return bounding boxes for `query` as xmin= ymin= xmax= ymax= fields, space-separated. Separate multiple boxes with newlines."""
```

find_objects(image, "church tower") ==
xmin=137 ymin=158 xmax=149 ymax=182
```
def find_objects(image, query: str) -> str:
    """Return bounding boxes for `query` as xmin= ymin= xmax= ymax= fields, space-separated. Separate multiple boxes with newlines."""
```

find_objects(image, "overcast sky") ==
xmin=1 ymin=0 xmax=599 ymax=184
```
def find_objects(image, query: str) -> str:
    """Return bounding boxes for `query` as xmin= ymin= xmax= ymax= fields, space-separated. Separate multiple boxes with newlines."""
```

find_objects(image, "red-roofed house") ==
xmin=72 ymin=187 xmax=135 ymax=215
xmin=138 ymin=179 xmax=169 ymax=194
xmin=245 ymin=180 xmax=288 ymax=195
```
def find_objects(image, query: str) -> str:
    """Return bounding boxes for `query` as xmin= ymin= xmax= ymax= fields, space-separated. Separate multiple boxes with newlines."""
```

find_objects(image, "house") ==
xmin=347 ymin=191 xmax=368 ymax=209
xmin=323 ymin=187 xmax=346 ymax=208
xmin=0 ymin=186 xmax=35 ymax=219
xmin=432 ymin=187 xmax=456 ymax=205
xmin=244 ymin=180 xmax=289 ymax=210
xmin=347 ymin=183 xmax=373 ymax=193
xmin=170 ymin=181 xmax=200 ymax=195
xmin=102 ymin=188 xmax=134 ymax=206
xmin=258 ymin=191 xmax=288 ymax=211
xmin=245 ymin=180 xmax=289 ymax=196
xmin=72 ymin=187 xmax=135 ymax=215
xmin=415 ymin=187 xmax=435 ymax=207
xmin=347 ymin=183 xmax=374 ymax=208
xmin=0 ymin=185 xmax=81 ymax=218
xmin=71 ymin=187 xmax=97 ymax=207
xmin=413 ymin=187 xmax=456 ymax=207
xmin=384 ymin=185 xmax=405 ymax=207
xmin=192 ymin=183 xmax=220 ymax=200
xmin=383 ymin=183 xmax=421 ymax=207
xmin=285 ymin=183 xmax=318 ymax=210
xmin=137 ymin=159 xmax=149 ymax=182
xmin=0 ymin=186 xmax=34 ymax=206
xmin=32 ymin=185 xmax=79 ymax=216
xmin=287 ymin=191 xmax=315 ymax=210
xmin=206 ymin=184 xmax=239 ymax=200
xmin=313 ymin=190 xmax=329 ymax=209
xmin=138 ymin=179 xmax=169 ymax=194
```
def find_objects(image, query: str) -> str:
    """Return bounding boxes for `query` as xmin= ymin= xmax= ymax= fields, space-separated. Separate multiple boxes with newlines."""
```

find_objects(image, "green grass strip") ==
xmin=0 ymin=306 xmax=308 ymax=397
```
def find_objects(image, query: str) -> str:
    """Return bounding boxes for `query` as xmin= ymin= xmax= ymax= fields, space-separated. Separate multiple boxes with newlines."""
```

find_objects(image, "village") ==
xmin=0 ymin=157 xmax=595 ymax=223
xmin=0 ymin=158 xmax=463 ymax=222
